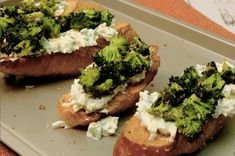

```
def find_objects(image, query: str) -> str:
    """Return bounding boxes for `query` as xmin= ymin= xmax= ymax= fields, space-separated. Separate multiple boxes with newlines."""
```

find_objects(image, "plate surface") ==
xmin=1 ymin=1 xmax=235 ymax=156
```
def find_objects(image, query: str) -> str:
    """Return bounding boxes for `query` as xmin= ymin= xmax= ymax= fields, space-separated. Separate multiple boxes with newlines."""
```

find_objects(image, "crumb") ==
xmin=38 ymin=104 xmax=46 ymax=110
xmin=150 ymin=83 xmax=154 ymax=87
xmin=13 ymin=114 xmax=16 ymax=118
xmin=25 ymin=85 xmax=35 ymax=89
xmin=12 ymin=127 xmax=15 ymax=130
xmin=57 ymin=88 xmax=62 ymax=91
xmin=163 ymin=43 xmax=168 ymax=47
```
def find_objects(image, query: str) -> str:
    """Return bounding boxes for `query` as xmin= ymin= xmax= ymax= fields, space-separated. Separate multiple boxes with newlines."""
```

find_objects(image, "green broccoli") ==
xmin=79 ymin=67 xmax=114 ymax=97
xmin=101 ymin=10 xmax=114 ymax=26
xmin=0 ymin=16 xmax=15 ymax=39
xmin=39 ymin=0 xmax=60 ymax=16
xmin=42 ymin=17 xmax=61 ymax=37
xmin=94 ymin=45 xmax=122 ymax=65
xmin=79 ymin=35 xmax=151 ymax=98
xmin=91 ymin=79 xmax=114 ymax=97
xmin=202 ymin=61 xmax=218 ymax=78
xmin=25 ymin=11 xmax=44 ymax=23
xmin=19 ymin=0 xmax=38 ymax=13
xmin=130 ymin=37 xmax=150 ymax=56
xmin=110 ymin=36 xmax=129 ymax=56
xmin=79 ymin=67 xmax=100 ymax=89
xmin=123 ymin=50 xmax=150 ymax=77
xmin=175 ymin=117 xmax=202 ymax=139
xmin=13 ymin=40 xmax=32 ymax=56
xmin=220 ymin=62 xmax=235 ymax=84
xmin=195 ymin=73 xmax=225 ymax=99
xmin=70 ymin=9 xmax=114 ymax=30
xmin=148 ymin=62 xmax=228 ymax=140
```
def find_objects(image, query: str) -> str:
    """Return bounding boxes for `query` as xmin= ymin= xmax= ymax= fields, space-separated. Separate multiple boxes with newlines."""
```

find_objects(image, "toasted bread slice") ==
xmin=57 ymin=45 xmax=160 ymax=126
xmin=0 ymin=22 xmax=136 ymax=77
xmin=113 ymin=115 xmax=226 ymax=156
xmin=0 ymin=1 xmax=130 ymax=77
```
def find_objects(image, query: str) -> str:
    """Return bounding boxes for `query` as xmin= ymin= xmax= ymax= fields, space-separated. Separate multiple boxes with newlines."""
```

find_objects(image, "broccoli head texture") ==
xmin=123 ymin=50 xmax=150 ymax=77
xmin=148 ymin=62 xmax=229 ymax=140
xmin=130 ymin=37 xmax=150 ymax=56
xmin=220 ymin=62 xmax=235 ymax=84
xmin=70 ymin=9 xmax=113 ymax=30
xmin=195 ymin=73 xmax=225 ymax=99
xmin=79 ymin=67 xmax=100 ymax=89
xmin=202 ymin=61 xmax=218 ymax=78
xmin=79 ymin=35 xmax=151 ymax=98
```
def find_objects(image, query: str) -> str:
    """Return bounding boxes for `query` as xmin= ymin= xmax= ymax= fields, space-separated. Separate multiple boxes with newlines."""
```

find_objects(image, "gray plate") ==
xmin=1 ymin=1 xmax=235 ymax=156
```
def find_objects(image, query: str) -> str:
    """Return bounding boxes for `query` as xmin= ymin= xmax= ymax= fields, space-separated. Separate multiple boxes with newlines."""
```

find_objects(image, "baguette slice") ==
xmin=0 ymin=1 xmax=128 ymax=77
xmin=57 ymin=45 xmax=160 ymax=126
xmin=113 ymin=115 xmax=226 ymax=156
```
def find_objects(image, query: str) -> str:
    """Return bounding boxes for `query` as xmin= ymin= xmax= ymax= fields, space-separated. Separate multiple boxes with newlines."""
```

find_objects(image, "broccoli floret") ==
xmin=130 ymin=37 xmax=150 ymax=56
xmin=195 ymin=73 xmax=225 ymax=99
xmin=57 ymin=15 xmax=71 ymax=32
xmin=184 ymin=94 xmax=215 ymax=121
xmin=101 ymin=10 xmax=114 ymax=26
xmin=13 ymin=40 xmax=32 ymax=56
xmin=25 ymin=11 xmax=44 ymax=23
xmin=202 ymin=61 xmax=218 ymax=78
xmin=156 ymin=82 xmax=185 ymax=107
xmin=91 ymin=79 xmax=114 ymax=97
xmin=70 ymin=9 xmax=114 ymax=30
xmin=79 ymin=67 xmax=115 ymax=97
xmin=170 ymin=66 xmax=199 ymax=89
xmin=123 ymin=51 xmax=150 ymax=77
xmin=79 ymin=67 xmax=100 ymax=89
xmin=39 ymin=0 xmax=60 ymax=16
xmin=19 ymin=0 xmax=38 ymax=13
xmin=176 ymin=117 xmax=202 ymax=139
xmin=0 ymin=5 xmax=18 ymax=17
xmin=94 ymin=45 xmax=122 ymax=65
xmin=147 ymin=103 xmax=173 ymax=118
xmin=220 ymin=62 xmax=235 ymax=84
xmin=110 ymin=36 xmax=129 ymax=56
xmin=0 ymin=16 xmax=15 ymax=39
xmin=42 ymin=17 xmax=61 ymax=37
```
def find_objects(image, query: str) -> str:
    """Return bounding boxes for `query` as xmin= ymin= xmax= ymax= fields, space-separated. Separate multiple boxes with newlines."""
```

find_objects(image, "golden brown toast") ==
xmin=57 ymin=45 xmax=160 ymax=126
xmin=113 ymin=115 xmax=226 ymax=156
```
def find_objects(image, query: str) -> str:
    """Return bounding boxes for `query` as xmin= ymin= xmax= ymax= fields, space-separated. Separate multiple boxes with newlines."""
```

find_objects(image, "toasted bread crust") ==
xmin=57 ymin=45 xmax=160 ymax=126
xmin=113 ymin=115 xmax=226 ymax=156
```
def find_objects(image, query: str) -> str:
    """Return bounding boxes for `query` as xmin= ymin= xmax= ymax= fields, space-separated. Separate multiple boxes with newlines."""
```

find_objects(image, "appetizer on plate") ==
xmin=55 ymin=26 xmax=160 ymax=129
xmin=113 ymin=61 xmax=235 ymax=156
xmin=0 ymin=0 xmax=134 ymax=77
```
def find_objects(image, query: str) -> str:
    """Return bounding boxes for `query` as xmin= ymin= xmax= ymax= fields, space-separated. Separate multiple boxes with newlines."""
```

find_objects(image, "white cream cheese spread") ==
xmin=135 ymin=90 xmax=177 ymax=142
xmin=42 ymin=23 xmax=118 ymax=54
xmin=86 ymin=116 xmax=119 ymax=140
xmin=213 ymin=84 xmax=235 ymax=118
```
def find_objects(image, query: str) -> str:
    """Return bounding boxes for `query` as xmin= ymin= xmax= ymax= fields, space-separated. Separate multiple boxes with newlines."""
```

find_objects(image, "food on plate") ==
xmin=0 ymin=0 xmax=132 ymax=77
xmin=56 ymin=28 xmax=160 ymax=127
xmin=113 ymin=61 xmax=235 ymax=156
